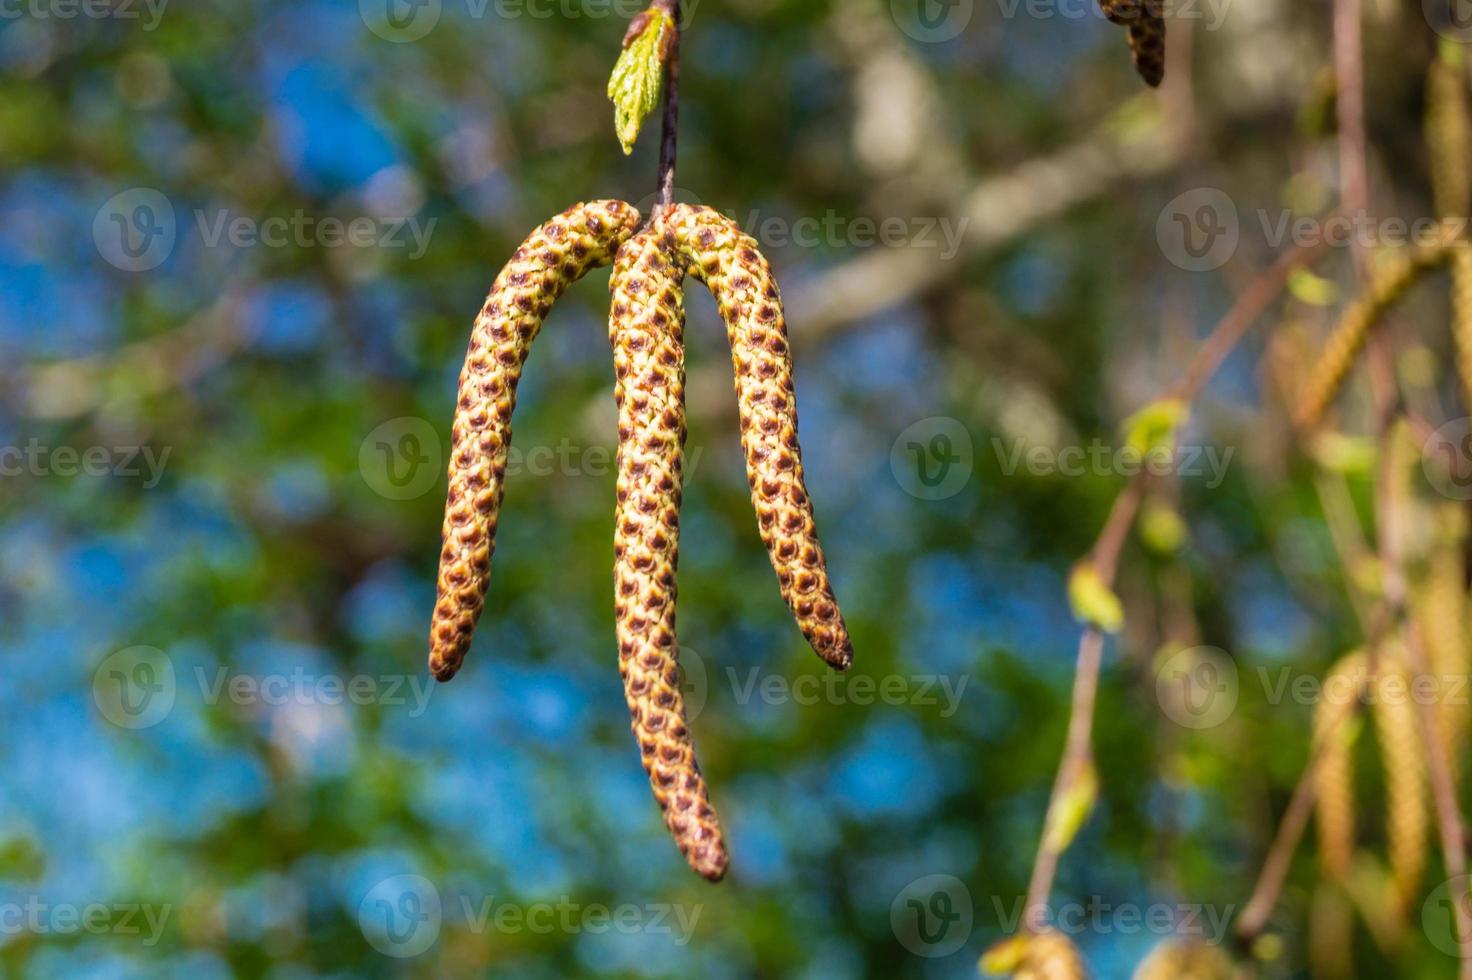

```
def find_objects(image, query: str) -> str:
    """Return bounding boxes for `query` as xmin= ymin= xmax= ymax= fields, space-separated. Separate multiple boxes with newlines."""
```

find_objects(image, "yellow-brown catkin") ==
xmin=1374 ymin=644 xmax=1428 ymax=928
xmin=609 ymin=222 xmax=729 ymax=881
xmin=1097 ymin=0 xmax=1165 ymax=87
xmin=1418 ymin=505 xmax=1468 ymax=793
xmin=1132 ymin=937 xmax=1235 ymax=980
xmin=429 ymin=200 xmax=641 ymax=682
xmin=1453 ymin=242 xmax=1472 ymax=411
xmin=1314 ymin=650 xmax=1367 ymax=881
xmin=662 ymin=204 xmax=855 ymax=672
xmin=1017 ymin=930 xmax=1089 ymax=980
xmin=1428 ymin=45 xmax=1472 ymax=409
xmin=1294 ymin=242 xmax=1453 ymax=431
xmin=1427 ymin=48 xmax=1471 ymax=223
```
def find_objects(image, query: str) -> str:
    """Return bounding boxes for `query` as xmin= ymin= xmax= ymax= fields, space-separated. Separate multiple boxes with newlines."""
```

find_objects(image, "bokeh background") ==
xmin=3 ymin=0 xmax=1472 ymax=976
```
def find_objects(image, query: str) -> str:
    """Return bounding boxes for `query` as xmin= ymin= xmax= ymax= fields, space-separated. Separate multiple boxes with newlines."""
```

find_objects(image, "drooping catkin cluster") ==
xmin=1313 ymin=650 xmax=1367 ymax=881
xmin=429 ymin=200 xmax=640 ymax=682
xmin=427 ymin=197 xmax=855 ymax=879
xmin=662 ymin=204 xmax=855 ymax=671
xmin=1097 ymin=0 xmax=1165 ymax=87
xmin=1293 ymin=242 xmax=1453 ymax=430
xmin=607 ymin=222 xmax=728 ymax=881
xmin=1132 ymin=938 xmax=1236 ymax=980
xmin=1373 ymin=645 xmax=1428 ymax=928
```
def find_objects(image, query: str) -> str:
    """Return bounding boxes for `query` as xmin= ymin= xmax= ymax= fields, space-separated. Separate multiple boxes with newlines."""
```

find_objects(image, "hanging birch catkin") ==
xmin=1294 ymin=242 xmax=1453 ymax=430
xmin=429 ymin=200 xmax=641 ymax=682
xmin=1314 ymin=650 xmax=1367 ymax=881
xmin=662 ymin=203 xmax=855 ymax=671
xmin=1374 ymin=644 xmax=1429 ymax=928
xmin=607 ymin=221 xmax=728 ymax=880
xmin=1097 ymin=0 xmax=1165 ymax=87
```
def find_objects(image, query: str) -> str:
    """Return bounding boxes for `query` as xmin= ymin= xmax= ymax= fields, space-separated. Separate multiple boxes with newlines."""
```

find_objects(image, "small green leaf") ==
xmin=1122 ymin=398 xmax=1188 ymax=458
xmin=1288 ymin=268 xmax=1338 ymax=307
xmin=1069 ymin=563 xmax=1124 ymax=633
xmin=607 ymin=9 xmax=674 ymax=155
xmin=1138 ymin=497 xmax=1188 ymax=554
xmin=979 ymin=935 xmax=1030 ymax=974
xmin=1310 ymin=431 xmax=1375 ymax=476
xmin=1043 ymin=760 xmax=1098 ymax=853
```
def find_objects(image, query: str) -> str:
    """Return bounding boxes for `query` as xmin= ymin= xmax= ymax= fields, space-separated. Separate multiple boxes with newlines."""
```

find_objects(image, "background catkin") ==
xmin=1427 ymin=45 xmax=1472 ymax=409
xmin=1453 ymin=243 xmax=1472 ymax=411
xmin=1016 ymin=930 xmax=1089 ymax=980
xmin=1097 ymin=0 xmax=1165 ymax=87
xmin=1131 ymin=937 xmax=1236 ymax=980
xmin=1293 ymin=242 xmax=1452 ymax=430
xmin=1314 ymin=650 xmax=1367 ymax=881
xmin=663 ymin=203 xmax=855 ymax=672
xmin=1427 ymin=46 xmax=1470 ymax=223
xmin=1416 ymin=505 xmax=1468 ymax=794
xmin=429 ymin=200 xmax=641 ymax=682
xmin=1374 ymin=644 xmax=1428 ymax=928
xmin=608 ymin=223 xmax=729 ymax=881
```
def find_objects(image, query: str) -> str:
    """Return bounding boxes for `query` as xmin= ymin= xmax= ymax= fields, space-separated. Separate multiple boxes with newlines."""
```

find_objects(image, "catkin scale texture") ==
xmin=429 ymin=200 xmax=640 ymax=682
xmin=608 ymin=223 xmax=729 ymax=881
xmin=662 ymin=204 xmax=854 ymax=672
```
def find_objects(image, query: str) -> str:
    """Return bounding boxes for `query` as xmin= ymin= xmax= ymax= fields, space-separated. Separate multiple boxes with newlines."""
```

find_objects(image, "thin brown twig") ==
xmin=653 ymin=0 xmax=680 ymax=209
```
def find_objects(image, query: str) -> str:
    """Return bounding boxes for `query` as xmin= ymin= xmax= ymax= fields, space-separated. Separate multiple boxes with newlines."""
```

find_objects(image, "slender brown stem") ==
xmin=654 ymin=0 xmax=681 ymax=209
xmin=1024 ymin=626 xmax=1107 ymax=931
xmin=1021 ymin=241 xmax=1323 ymax=930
